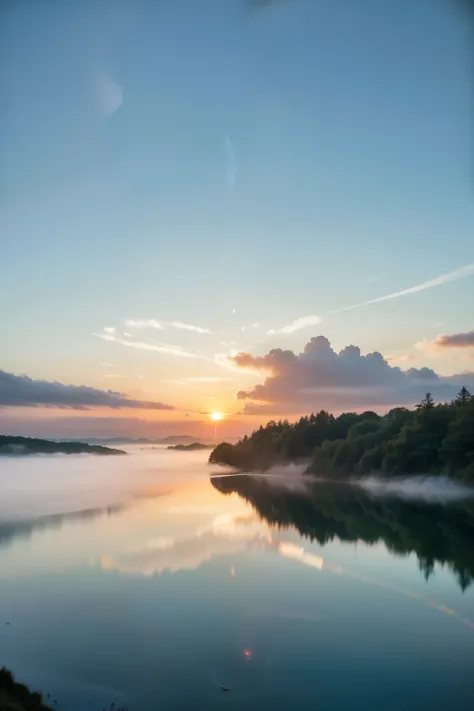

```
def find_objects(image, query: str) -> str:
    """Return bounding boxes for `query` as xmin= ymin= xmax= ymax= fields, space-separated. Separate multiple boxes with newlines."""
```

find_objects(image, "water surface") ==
xmin=1 ymin=447 xmax=473 ymax=710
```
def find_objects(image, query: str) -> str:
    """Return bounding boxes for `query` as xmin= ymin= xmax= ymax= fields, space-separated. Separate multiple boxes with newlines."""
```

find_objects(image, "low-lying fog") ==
xmin=0 ymin=446 xmax=212 ymax=522
xmin=1 ymin=447 xmax=473 ymax=527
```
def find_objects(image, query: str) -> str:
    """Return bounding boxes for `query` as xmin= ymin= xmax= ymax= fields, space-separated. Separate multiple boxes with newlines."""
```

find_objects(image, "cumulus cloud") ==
xmin=93 ymin=332 xmax=201 ymax=358
xmin=125 ymin=319 xmax=211 ymax=335
xmin=434 ymin=328 xmax=474 ymax=348
xmin=268 ymin=314 xmax=322 ymax=335
xmin=0 ymin=370 xmax=173 ymax=411
xmin=229 ymin=336 xmax=474 ymax=414
xmin=334 ymin=263 xmax=474 ymax=313
xmin=96 ymin=71 xmax=123 ymax=116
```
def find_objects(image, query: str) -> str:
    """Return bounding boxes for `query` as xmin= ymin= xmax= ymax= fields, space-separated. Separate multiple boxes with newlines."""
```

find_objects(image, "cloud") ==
xmin=104 ymin=327 xmax=116 ymax=334
xmin=434 ymin=328 xmax=474 ymax=349
xmin=0 ymin=370 xmax=173 ymax=411
xmin=268 ymin=315 xmax=322 ymax=335
xmin=101 ymin=511 xmax=270 ymax=577
xmin=96 ymin=72 xmax=123 ymax=116
xmin=334 ymin=263 xmax=474 ymax=313
xmin=93 ymin=332 xmax=202 ymax=359
xmin=125 ymin=319 xmax=211 ymax=334
xmin=229 ymin=335 xmax=474 ymax=414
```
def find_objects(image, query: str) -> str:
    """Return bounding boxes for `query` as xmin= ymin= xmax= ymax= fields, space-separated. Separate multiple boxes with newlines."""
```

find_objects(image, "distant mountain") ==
xmin=77 ymin=435 xmax=198 ymax=446
xmin=0 ymin=435 xmax=125 ymax=457
xmin=159 ymin=435 xmax=197 ymax=445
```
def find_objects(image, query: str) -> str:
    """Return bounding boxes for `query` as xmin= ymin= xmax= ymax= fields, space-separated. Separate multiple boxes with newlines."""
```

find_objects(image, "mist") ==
xmin=358 ymin=475 xmax=474 ymax=502
xmin=0 ymin=446 xmax=211 ymax=523
xmin=214 ymin=465 xmax=474 ymax=503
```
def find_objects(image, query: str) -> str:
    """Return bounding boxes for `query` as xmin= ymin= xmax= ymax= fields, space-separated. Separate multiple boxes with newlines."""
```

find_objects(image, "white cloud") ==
xmin=168 ymin=320 xmax=212 ymax=334
xmin=93 ymin=332 xmax=202 ymax=359
xmin=334 ymin=263 xmax=474 ymax=313
xmin=96 ymin=71 xmax=123 ymax=116
xmin=267 ymin=314 xmax=323 ymax=335
xmin=125 ymin=318 xmax=212 ymax=334
xmin=125 ymin=319 xmax=165 ymax=330
xmin=104 ymin=327 xmax=116 ymax=334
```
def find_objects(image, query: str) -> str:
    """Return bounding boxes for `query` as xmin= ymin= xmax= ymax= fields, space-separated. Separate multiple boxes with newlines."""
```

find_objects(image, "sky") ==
xmin=1 ymin=0 xmax=474 ymax=440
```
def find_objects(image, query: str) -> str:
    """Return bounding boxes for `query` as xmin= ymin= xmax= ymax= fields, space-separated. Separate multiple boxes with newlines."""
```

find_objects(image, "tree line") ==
xmin=209 ymin=388 xmax=474 ymax=482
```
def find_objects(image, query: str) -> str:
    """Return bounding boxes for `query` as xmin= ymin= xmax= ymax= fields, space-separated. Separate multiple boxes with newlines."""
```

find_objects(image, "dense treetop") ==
xmin=209 ymin=388 xmax=474 ymax=482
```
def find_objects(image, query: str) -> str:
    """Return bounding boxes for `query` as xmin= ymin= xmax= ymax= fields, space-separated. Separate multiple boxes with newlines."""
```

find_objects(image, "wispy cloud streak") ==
xmin=334 ymin=263 xmax=474 ymax=314
xmin=93 ymin=333 xmax=202 ymax=358
xmin=125 ymin=319 xmax=212 ymax=334
xmin=268 ymin=314 xmax=322 ymax=335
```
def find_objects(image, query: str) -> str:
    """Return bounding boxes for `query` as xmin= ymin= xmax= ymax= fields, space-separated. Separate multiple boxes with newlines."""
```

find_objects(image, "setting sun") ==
xmin=210 ymin=411 xmax=224 ymax=421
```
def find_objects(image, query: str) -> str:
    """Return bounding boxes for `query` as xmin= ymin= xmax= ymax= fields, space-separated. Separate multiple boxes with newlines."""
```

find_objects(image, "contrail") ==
xmin=333 ymin=262 xmax=474 ymax=314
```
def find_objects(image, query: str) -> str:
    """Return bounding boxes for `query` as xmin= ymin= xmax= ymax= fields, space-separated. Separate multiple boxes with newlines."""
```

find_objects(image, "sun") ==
xmin=210 ymin=411 xmax=224 ymax=421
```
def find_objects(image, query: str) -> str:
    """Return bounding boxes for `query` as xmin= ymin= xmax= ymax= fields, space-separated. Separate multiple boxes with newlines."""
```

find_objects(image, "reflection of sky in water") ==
xmin=0 ymin=448 xmax=473 ymax=710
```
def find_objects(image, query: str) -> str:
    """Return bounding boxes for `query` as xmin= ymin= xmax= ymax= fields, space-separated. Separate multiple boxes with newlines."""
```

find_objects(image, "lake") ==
xmin=1 ymin=446 xmax=473 ymax=711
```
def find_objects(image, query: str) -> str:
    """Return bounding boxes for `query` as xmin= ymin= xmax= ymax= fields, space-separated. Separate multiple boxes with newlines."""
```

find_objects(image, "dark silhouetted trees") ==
xmin=209 ymin=389 xmax=474 ymax=482
xmin=211 ymin=474 xmax=474 ymax=592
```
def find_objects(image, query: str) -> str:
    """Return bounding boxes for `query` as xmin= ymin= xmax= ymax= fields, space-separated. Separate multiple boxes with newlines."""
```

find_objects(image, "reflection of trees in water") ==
xmin=211 ymin=475 xmax=474 ymax=592
xmin=0 ymin=505 xmax=124 ymax=549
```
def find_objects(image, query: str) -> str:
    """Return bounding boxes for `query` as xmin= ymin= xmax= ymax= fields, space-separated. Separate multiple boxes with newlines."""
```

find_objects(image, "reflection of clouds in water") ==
xmin=101 ymin=510 xmax=271 ymax=577
xmin=277 ymin=541 xmax=474 ymax=633
xmin=277 ymin=542 xmax=324 ymax=570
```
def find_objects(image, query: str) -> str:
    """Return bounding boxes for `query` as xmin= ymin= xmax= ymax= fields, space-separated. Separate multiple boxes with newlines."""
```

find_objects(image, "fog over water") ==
xmin=0 ymin=445 xmax=211 ymax=522
xmin=1 ymin=447 xmax=473 ymax=711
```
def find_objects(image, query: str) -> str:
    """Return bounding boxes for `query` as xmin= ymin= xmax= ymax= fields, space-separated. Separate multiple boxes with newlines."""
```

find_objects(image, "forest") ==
xmin=209 ymin=388 xmax=474 ymax=482
xmin=0 ymin=436 xmax=125 ymax=457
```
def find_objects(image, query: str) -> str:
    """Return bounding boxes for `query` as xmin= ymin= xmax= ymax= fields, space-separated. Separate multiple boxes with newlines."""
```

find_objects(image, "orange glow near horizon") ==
xmin=210 ymin=411 xmax=224 ymax=421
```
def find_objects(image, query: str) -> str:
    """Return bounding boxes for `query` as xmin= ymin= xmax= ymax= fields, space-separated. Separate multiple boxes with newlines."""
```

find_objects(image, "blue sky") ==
xmin=1 ymin=0 xmax=474 ymax=437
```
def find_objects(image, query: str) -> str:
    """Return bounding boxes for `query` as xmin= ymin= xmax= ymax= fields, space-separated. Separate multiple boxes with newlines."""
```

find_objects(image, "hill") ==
xmin=167 ymin=442 xmax=214 ymax=451
xmin=209 ymin=389 xmax=474 ymax=483
xmin=0 ymin=667 xmax=52 ymax=711
xmin=0 ymin=435 xmax=125 ymax=456
xmin=83 ymin=435 xmax=196 ymax=446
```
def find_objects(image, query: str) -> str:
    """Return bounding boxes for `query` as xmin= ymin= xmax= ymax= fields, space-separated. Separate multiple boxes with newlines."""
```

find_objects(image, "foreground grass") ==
xmin=0 ymin=667 xmax=52 ymax=711
xmin=0 ymin=669 xmax=127 ymax=711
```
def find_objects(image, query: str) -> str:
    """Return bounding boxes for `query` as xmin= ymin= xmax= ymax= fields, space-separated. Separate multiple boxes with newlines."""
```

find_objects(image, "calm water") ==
xmin=1 ymin=447 xmax=473 ymax=711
